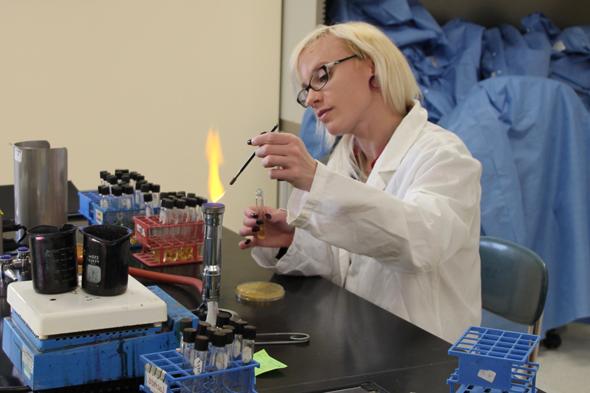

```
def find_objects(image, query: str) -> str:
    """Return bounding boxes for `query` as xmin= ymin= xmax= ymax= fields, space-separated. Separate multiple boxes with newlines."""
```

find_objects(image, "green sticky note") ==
xmin=253 ymin=349 xmax=288 ymax=376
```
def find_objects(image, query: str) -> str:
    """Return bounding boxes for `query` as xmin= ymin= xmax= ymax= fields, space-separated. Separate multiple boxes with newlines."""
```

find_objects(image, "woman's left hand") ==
xmin=250 ymin=132 xmax=318 ymax=191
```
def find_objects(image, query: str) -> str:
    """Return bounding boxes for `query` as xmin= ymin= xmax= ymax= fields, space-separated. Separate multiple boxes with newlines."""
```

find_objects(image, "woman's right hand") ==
xmin=238 ymin=206 xmax=294 ymax=250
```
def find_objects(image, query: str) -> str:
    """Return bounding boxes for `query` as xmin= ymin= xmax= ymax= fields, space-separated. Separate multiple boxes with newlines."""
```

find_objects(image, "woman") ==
xmin=239 ymin=22 xmax=482 ymax=343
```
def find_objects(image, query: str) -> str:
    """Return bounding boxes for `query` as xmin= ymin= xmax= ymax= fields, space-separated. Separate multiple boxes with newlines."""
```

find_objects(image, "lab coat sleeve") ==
xmin=250 ymin=227 xmax=345 ymax=286
xmin=287 ymin=139 xmax=481 ymax=273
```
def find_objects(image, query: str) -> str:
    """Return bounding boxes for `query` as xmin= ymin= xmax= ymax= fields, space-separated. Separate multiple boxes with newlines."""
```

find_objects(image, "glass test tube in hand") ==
xmin=255 ymin=189 xmax=265 ymax=239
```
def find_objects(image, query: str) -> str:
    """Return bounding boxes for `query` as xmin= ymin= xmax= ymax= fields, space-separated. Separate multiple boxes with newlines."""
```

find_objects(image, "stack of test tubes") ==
xmin=140 ymin=316 xmax=258 ymax=393
xmin=133 ymin=192 xmax=208 ymax=266
xmin=84 ymin=169 xmax=162 ymax=228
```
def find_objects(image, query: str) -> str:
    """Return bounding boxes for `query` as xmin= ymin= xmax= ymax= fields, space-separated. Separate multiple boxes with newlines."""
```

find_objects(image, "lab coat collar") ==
xmin=366 ymin=100 xmax=428 ymax=189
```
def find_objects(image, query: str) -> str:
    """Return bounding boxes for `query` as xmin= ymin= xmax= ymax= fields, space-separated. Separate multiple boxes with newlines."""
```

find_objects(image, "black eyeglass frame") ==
xmin=296 ymin=54 xmax=358 ymax=108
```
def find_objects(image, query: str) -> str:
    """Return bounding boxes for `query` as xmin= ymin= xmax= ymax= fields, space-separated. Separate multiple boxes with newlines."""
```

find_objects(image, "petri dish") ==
xmin=235 ymin=281 xmax=285 ymax=303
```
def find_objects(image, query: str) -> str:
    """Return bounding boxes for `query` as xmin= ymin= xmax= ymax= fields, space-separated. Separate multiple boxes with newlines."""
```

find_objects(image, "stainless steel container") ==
xmin=13 ymin=141 xmax=68 ymax=233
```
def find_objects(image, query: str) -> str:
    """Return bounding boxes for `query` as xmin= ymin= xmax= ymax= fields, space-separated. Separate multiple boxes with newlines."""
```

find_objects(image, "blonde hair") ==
xmin=290 ymin=22 xmax=421 ymax=181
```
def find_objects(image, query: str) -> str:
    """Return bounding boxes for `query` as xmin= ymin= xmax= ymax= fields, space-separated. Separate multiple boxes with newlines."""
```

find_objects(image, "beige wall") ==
xmin=0 ymin=0 xmax=281 ymax=232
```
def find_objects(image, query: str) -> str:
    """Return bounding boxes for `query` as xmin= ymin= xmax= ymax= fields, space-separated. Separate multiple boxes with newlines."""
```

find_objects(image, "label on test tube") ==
xmin=193 ymin=357 xmax=203 ymax=375
xmin=145 ymin=366 xmax=167 ymax=393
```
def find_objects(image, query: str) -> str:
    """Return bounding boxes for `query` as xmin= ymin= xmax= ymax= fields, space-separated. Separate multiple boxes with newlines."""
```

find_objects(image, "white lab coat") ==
xmin=252 ymin=102 xmax=482 ymax=343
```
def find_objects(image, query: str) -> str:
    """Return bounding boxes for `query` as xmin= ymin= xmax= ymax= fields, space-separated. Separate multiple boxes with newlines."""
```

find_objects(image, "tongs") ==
xmin=255 ymin=332 xmax=310 ymax=345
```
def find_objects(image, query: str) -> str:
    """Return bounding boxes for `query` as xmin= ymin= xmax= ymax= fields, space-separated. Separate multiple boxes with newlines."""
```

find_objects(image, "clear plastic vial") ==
xmin=241 ymin=325 xmax=256 ymax=364
xmin=174 ymin=199 xmax=187 ymax=224
xmin=209 ymin=331 xmax=229 ymax=371
xmin=99 ymin=170 xmax=110 ymax=186
xmin=111 ymin=185 xmax=123 ymax=209
xmin=140 ymin=183 xmax=152 ymax=210
xmin=222 ymin=325 xmax=235 ymax=362
xmin=107 ymin=175 xmax=118 ymax=194
xmin=143 ymin=193 xmax=154 ymax=217
xmin=192 ymin=335 xmax=209 ymax=375
xmin=159 ymin=199 xmax=175 ymax=239
xmin=255 ymin=189 xmax=266 ymax=239
xmin=186 ymin=198 xmax=198 ymax=223
xmin=135 ymin=180 xmax=147 ymax=208
xmin=98 ymin=185 xmax=110 ymax=209
xmin=181 ymin=328 xmax=196 ymax=364
xmin=151 ymin=184 xmax=161 ymax=207
xmin=231 ymin=319 xmax=248 ymax=361
xmin=122 ymin=184 xmax=135 ymax=210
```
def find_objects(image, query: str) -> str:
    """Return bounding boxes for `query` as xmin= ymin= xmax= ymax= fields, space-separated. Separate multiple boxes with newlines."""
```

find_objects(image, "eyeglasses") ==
xmin=296 ymin=54 xmax=358 ymax=108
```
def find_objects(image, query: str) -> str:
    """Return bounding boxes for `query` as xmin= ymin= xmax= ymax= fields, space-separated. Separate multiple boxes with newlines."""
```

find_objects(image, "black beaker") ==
xmin=29 ymin=224 xmax=78 ymax=294
xmin=80 ymin=225 xmax=131 ymax=296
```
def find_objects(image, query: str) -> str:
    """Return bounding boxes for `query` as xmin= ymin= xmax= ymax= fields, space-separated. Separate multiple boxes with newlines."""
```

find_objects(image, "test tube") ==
xmin=144 ymin=193 xmax=154 ymax=217
xmin=193 ymin=335 xmax=209 ymax=375
xmin=122 ymin=184 xmax=134 ymax=210
xmin=241 ymin=325 xmax=256 ymax=364
xmin=216 ymin=311 xmax=231 ymax=328
xmin=181 ymin=328 xmax=196 ymax=364
xmin=98 ymin=185 xmax=110 ymax=209
xmin=231 ymin=319 xmax=247 ymax=361
xmin=151 ymin=184 xmax=161 ymax=207
xmin=222 ymin=325 xmax=235 ymax=362
xmin=99 ymin=170 xmax=110 ymax=186
xmin=176 ymin=317 xmax=193 ymax=343
xmin=120 ymin=173 xmax=131 ymax=185
xmin=111 ymin=185 xmax=123 ymax=209
xmin=255 ymin=189 xmax=266 ymax=239
xmin=141 ymin=183 xmax=152 ymax=207
xmin=209 ymin=331 xmax=229 ymax=371
xmin=107 ymin=175 xmax=118 ymax=194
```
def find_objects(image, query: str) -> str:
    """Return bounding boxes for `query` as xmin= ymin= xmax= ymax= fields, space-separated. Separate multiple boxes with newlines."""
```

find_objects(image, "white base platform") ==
xmin=7 ymin=276 xmax=167 ymax=338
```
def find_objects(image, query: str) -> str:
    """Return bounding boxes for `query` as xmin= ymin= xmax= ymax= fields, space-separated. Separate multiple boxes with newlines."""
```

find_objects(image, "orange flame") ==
xmin=206 ymin=128 xmax=225 ymax=203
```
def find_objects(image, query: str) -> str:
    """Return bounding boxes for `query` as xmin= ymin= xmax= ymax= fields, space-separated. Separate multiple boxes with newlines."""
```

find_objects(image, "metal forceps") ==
xmin=255 ymin=332 xmax=310 ymax=345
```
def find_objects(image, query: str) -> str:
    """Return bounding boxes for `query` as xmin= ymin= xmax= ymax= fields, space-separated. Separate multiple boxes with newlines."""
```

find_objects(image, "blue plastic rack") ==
xmin=447 ymin=326 xmax=540 ymax=393
xmin=79 ymin=191 xmax=147 ymax=229
xmin=140 ymin=350 xmax=258 ymax=393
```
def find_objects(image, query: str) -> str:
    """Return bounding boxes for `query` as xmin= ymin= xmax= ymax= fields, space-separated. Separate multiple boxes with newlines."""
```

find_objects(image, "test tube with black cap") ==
xmin=193 ymin=335 xmax=209 ymax=375
xmin=99 ymin=170 xmax=110 ymax=186
xmin=120 ymin=173 xmax=130 ymax=185
xmin=111 ymin=185 xmax=123 ymax=209
xmin=242 ymin=325 xmax=256 ymax=364
xmin=209 ymin=331 xmax=229 ymax=370
xmin=122 ymin=184 xmax=134 ymax=209
xmin=196 ymin=321 xmax=211 ymax=336
xmin=98 ymin=185 xmax=110 ymax=209
xmin=143 ymin=193 xmax=154 ymax=217
xmin=140 ymin=183 xmax=151 ymax=210
xmin=230 ymin=319 xmax=248 ymax=361
xmin=181 ymin=328 xmax=197 ymax=363
xmin=186 ymin=198 xmax=198 ymax=223
xmin=222 ymin=325 xmax=236 ymax=361
xmin=151 ymin=184 xmax=161 ymax=206
xmin=216 ymin=311 xmax=231 ymax=327
xmin=107 ymin=175 xmax=118 ymax=194
xmin=176 ymin=317 xmax=193 ymax=342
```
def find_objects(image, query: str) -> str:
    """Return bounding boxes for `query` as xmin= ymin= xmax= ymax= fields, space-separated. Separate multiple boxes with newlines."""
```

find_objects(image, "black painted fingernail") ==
xmin=256 ymin=219 xmax=263 ymax=225
xmin=252 ymin=226 xmax=259 ymax=233
xmin=261 ymin=131 xmax=267 ymax=134
xmin=244 ymin=238 xmax=251 ymax=245
xmin=250 ymin=213 xmax=258 ymax=218
xmin=247 ymin=138 xmax=252 ymax=145
xmin=265 ymin=213 xmax=271 ymax=220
